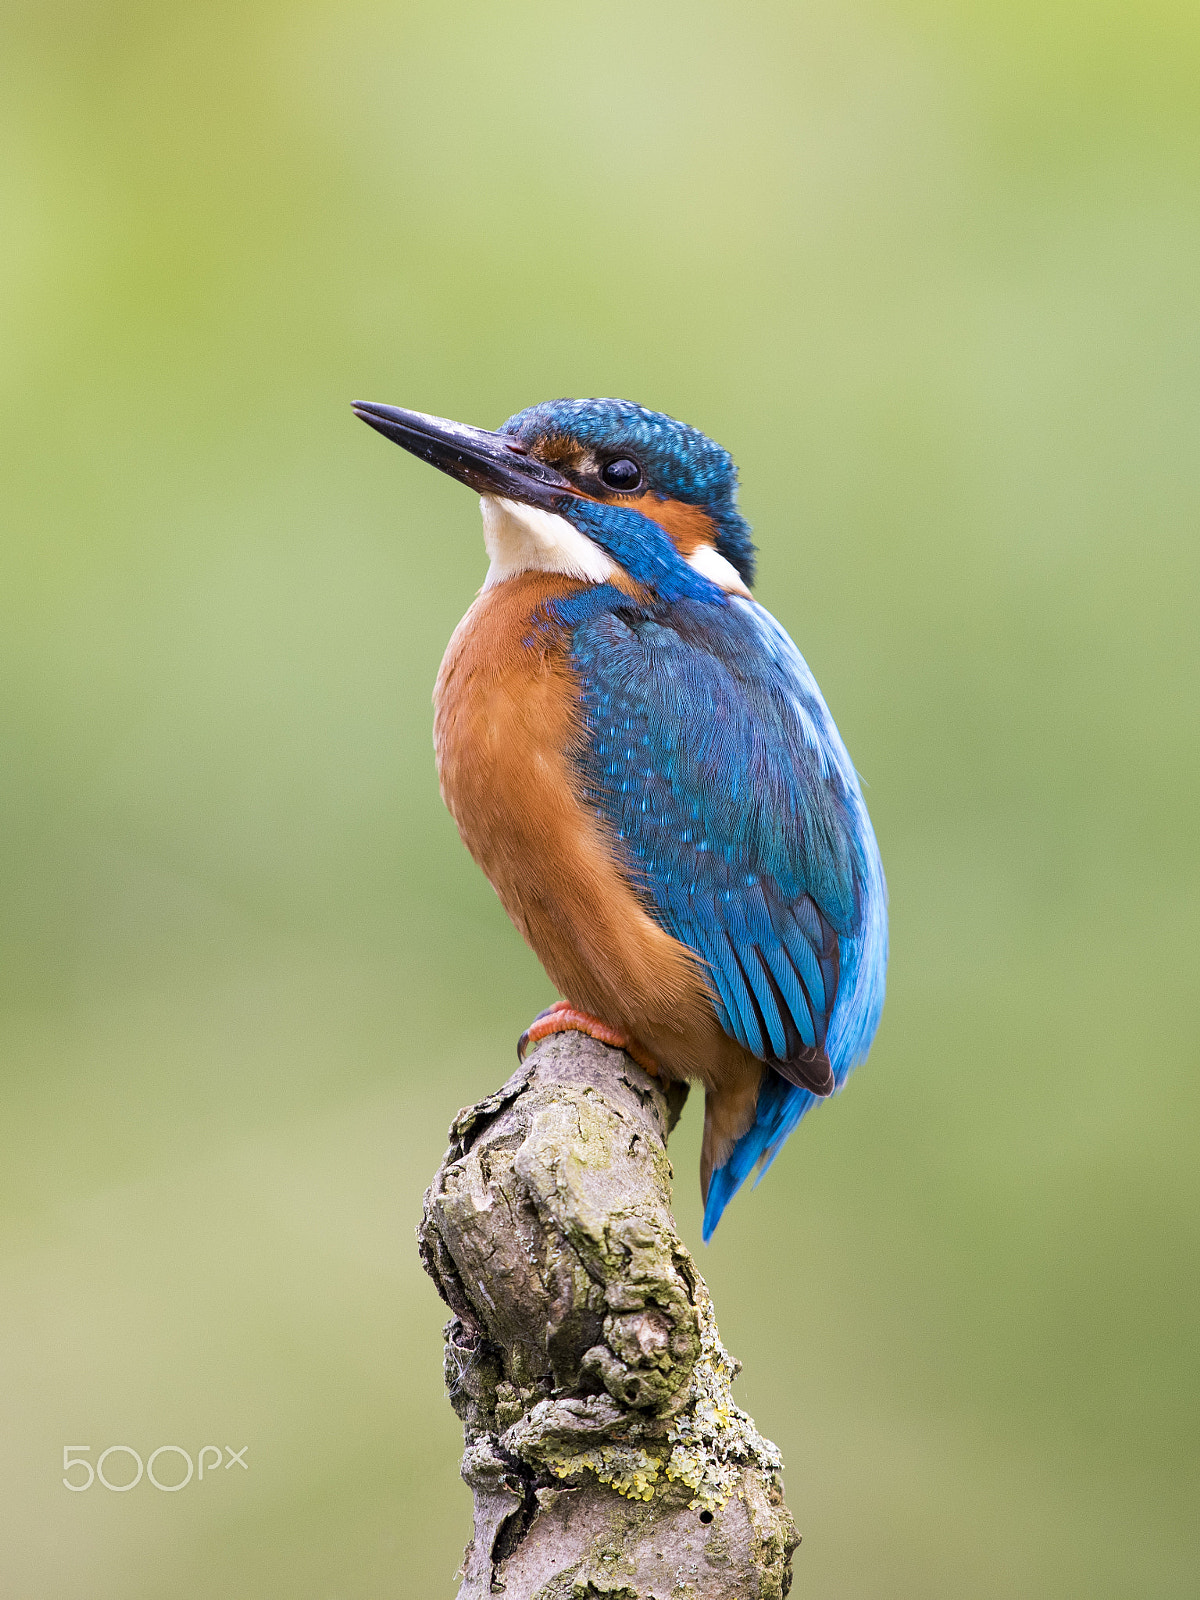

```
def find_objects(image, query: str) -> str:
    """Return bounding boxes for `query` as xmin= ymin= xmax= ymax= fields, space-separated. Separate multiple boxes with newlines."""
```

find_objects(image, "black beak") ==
xmin=352 ymin=401 xmax=573 ymax=509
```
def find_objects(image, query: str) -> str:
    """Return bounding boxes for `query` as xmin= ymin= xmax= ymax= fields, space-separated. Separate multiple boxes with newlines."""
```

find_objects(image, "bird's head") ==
xmin=353 ymin=396 xmax=756 ymax=598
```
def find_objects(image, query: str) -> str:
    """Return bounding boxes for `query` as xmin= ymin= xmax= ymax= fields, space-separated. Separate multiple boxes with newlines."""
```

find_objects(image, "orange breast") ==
xmin=432 ymin=572 xmax=735 ymax=1085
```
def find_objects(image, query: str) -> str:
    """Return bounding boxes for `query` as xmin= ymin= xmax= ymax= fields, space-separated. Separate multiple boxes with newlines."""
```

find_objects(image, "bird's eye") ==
xmin=600 ymin=457 xmax=642 ymax=491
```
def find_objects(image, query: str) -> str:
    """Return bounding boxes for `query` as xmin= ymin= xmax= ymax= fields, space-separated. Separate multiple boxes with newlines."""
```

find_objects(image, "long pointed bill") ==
xmin=352 ymin=401 xmax=573 ymax=508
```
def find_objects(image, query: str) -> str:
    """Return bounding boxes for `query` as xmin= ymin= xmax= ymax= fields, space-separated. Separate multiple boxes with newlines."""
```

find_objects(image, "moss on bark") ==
xmin=418 ymin=1032 xmax=799 ymax=1599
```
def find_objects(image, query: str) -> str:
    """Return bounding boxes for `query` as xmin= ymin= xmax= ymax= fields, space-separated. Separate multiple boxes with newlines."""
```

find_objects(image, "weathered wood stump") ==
xmin=418 ymin=1031 xmax=799 ymax=1598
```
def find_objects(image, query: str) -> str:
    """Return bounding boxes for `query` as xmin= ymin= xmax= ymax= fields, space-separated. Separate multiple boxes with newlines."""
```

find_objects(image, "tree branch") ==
xmin=418 ymin=1031 xmax=799 ymax=1598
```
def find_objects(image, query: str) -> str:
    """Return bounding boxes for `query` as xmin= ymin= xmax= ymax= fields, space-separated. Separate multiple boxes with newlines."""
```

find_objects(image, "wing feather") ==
xmin=572 ymin=597 xmax=860 ymax=1080
xmin=572 ymin=593 xmax=886 ymax=1238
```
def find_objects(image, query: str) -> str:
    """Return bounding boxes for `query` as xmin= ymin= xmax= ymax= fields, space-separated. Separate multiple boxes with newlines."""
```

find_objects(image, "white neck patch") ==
xmin=687 ymin=541 xmax=752 ymax=596
xmin=480 ymin=495 xmax=619 ymax=589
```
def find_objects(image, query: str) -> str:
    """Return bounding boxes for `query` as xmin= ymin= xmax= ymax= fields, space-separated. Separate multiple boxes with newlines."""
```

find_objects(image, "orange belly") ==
xmin=432 ymin=571 xmax=754 ymax=1109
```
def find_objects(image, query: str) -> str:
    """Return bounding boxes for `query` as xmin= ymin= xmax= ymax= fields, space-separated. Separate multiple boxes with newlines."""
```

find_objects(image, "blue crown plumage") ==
xmin=501 ymin=398 xmax=757 ymax=587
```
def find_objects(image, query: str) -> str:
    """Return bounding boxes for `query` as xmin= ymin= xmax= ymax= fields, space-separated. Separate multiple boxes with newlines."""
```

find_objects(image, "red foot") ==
xmin=518 ymin=1002 xmax=659 ymax=1077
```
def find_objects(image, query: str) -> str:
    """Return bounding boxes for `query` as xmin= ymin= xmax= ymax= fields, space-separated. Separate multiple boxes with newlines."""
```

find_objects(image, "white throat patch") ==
xmin=687 ymin=541 xmax=752 ymax=596
xmin=480 ymin=495 xmax=619 ymax=589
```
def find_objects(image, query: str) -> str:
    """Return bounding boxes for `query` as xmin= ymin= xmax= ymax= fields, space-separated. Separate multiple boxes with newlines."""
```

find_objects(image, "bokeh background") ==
xmin=1 ymin=0 xmax=1197 ymax=1594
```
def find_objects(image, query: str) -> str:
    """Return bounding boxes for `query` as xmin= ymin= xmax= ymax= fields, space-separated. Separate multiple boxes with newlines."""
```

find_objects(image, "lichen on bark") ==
xmin=418 ymin=1031 xmax=799 ymax=1599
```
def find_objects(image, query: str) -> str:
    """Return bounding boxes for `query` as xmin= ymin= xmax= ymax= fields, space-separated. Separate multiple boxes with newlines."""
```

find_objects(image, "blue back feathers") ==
xmin=572 ymin=600 xmax=886 ymax=1238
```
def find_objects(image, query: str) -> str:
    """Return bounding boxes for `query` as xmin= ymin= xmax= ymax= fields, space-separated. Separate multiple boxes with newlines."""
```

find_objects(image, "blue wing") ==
xmin=570 ymin=595 xmax=887 ymax=1237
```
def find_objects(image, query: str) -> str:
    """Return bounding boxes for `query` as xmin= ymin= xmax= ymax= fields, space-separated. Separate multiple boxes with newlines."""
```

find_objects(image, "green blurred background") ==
xmin=1 ymin=0 xmax=1197 ymax=1594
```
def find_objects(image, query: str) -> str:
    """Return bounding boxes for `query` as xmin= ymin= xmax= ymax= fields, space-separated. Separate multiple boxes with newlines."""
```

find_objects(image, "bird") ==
xmin=353 ymin=395 xmax=887 ymax=1239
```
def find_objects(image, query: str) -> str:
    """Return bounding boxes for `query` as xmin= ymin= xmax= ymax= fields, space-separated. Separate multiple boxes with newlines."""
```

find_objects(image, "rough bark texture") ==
xmin=418 ymin=1032 xmax=800 ymax=1599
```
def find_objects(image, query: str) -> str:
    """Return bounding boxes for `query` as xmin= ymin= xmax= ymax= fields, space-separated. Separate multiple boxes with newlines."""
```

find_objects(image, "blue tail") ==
xmin=702 ymin=1076 xmax=818 ymax=1241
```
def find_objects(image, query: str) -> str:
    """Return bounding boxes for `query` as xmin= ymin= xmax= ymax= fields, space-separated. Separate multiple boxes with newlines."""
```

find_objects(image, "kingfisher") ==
xmin=354 ymin=396 xmax=887 ymax=1238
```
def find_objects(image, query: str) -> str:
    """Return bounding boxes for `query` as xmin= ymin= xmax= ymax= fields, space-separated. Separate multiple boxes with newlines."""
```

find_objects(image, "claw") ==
xmin=517 ymin=1003 xmax=660 ymax=1077
xmin=517 ymin=1000 xmax=573 ymax=1062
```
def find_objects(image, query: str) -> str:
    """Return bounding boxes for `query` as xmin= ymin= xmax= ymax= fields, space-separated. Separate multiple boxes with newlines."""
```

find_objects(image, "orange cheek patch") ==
xmin=637 ymin=497 xmax=720 ymax=558
xmin=531 ymin=433 xmax=584 ymax=470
